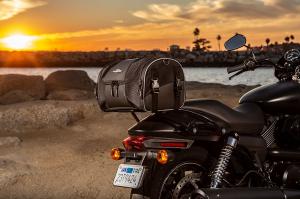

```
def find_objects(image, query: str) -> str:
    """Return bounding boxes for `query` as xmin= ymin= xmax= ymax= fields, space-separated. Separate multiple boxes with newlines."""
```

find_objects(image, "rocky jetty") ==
xmin=0 ymin=70 xmax=96 ymax=105
xmin=0 ymin=74 xmax=45 ymax=105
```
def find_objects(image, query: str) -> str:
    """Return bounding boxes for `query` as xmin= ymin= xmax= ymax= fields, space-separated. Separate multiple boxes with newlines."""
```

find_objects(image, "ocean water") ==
xmin=0 ymin=67 xmax=277 ymax=86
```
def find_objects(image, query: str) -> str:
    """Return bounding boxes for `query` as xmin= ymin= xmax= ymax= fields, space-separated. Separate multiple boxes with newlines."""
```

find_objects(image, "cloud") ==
xmin=39 ymin=22 xmax=192 ymax=41
xmin=15 ymin=0 xmax=300 ymax=51
xmin=114 ymin=19 xmax=124 ymax=24
xmin=132 ymin=4 xmax=183 ymax=22
xmin=264 ymin=0 xmax=300 ymax=11
xmin=132 ymin=0 xmax=300 ymax=23
xmin=212 ymin=0 xmax=300 ymax=19
xmin=0 ymin=0 xmax=47 ymax=20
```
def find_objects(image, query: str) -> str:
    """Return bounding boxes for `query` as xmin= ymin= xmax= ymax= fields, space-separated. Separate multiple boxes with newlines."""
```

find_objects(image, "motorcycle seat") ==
xmin=182 ymin=99 xmax=264 ymax=135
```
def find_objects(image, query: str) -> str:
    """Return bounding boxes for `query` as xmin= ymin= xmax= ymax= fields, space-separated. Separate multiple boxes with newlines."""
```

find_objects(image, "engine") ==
xmin=275 ymin=115 xmax=300 ymax=149
xmin=270 ymin=162 xmax=300 ymax=189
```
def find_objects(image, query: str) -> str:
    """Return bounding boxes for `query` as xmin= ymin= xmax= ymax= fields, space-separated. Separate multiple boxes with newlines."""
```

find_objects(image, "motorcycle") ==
xmin=110 ymin=34 xmax=300 ymax=199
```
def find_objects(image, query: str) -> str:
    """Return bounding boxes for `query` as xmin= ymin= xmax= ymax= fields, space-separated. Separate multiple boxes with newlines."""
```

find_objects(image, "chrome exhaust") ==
xmin=191 ymin=188 xmax=300 ymax=199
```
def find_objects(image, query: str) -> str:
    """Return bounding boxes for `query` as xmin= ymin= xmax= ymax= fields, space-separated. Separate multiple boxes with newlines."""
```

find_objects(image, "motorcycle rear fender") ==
xmin=128 ymin=109 xmax=222 ymax=141
xmin=128 ymin=109 xmax=267 ymax=162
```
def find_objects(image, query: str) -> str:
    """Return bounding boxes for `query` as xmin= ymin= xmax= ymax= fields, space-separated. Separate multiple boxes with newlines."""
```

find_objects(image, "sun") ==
xmin=2 ymin=34 xmax=37 ymax=50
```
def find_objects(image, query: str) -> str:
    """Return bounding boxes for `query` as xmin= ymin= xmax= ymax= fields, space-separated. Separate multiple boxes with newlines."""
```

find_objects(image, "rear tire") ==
xmin=130 ymin=194 xmax=150 ymax=199
xmin=132 ymin=147 xmax=210 ymax=199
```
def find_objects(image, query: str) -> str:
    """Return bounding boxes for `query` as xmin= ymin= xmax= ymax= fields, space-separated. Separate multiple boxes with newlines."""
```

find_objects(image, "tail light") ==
xmin=159 ymin=142 xmax=187 ymax=148
xmin=122 ymin=136 xmax=148 ymax=150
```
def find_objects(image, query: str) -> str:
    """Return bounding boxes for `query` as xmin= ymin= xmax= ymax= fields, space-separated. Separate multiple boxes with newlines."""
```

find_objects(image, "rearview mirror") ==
xmin=224 ymin=34 xmax=246 ymax=51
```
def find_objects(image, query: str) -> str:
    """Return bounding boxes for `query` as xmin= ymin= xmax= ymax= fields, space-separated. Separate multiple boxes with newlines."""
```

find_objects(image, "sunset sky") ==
xmin=0 ymin=0 xmax=300 ymax=51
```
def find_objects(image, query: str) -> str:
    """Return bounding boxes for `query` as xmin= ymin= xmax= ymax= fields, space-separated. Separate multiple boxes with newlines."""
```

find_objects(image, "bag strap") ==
xmin=174 ymin=68 xmax=183 ymax=109
xmin=151 ymin=68 xmax=160 ymax=112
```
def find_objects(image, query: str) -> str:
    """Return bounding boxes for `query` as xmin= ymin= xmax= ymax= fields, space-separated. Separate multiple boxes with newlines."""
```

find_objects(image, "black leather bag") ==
xmin=96 ymin=57 xmax=185 ymax=112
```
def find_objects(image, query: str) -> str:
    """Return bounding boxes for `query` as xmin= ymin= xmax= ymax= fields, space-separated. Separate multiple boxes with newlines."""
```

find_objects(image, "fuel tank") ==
xmin=240 ymin=81 xmax=300 ymax=114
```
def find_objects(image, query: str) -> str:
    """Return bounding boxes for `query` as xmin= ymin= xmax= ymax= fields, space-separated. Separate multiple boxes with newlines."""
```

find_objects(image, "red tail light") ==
xmin=159 ymin=142 xmax=187 ymax=148
xmin=122 ymin=136 xmax=148 ymax=150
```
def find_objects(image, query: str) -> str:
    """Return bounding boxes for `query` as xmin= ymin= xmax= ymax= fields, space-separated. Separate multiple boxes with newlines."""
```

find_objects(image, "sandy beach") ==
xmin=0 ymin=82 xmax=257 ymax=199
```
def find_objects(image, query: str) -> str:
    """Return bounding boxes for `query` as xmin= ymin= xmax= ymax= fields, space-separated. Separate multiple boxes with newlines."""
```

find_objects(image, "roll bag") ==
xmin=97 ymin=57 xmax=185 ymax=112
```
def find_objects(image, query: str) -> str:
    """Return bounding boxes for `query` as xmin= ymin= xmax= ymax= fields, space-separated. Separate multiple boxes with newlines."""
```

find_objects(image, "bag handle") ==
xmin=100 ymin=60 xmax=120 ymax=78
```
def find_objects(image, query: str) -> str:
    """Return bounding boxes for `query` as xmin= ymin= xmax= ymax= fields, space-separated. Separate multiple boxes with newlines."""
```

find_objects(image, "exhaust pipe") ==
xmin=191 ymin=188 xmax=300 ymax=199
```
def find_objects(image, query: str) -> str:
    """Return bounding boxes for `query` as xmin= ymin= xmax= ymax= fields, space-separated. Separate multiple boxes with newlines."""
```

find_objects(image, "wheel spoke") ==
xmin=190 ymin=181 xmax=199 ymax=189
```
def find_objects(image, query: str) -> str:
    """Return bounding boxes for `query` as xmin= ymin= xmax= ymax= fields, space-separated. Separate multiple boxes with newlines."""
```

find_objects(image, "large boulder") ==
xmin=0 ymin=100 xmax=100 ymax=133
xmin=0 ymin=74 xmax=45 ymax=105
xmin=47 ymin=89 xmax=95 ymax=101
xmin=45 ymin=70 xmax=95 ymax=100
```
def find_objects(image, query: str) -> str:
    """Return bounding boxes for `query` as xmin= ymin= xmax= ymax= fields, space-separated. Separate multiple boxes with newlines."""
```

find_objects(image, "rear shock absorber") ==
xmin=211 ymin=133 xmax=239 ymax=188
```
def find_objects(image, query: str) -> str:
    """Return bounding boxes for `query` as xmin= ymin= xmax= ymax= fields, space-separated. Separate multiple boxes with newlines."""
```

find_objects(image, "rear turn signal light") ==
xmin=157 ymin=150 xmax=168 ymax=164
xmin=111 ymin=148 xmax=123 ymax=160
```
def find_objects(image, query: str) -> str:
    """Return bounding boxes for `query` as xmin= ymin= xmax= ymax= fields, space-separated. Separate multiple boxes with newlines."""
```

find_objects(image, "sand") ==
xmin=0 ymin=82 xmax=257 ymax=199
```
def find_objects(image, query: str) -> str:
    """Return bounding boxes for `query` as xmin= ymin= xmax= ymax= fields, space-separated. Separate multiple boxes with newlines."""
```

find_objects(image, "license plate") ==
xmin=113 ymin=164 xmax=145 ymax=188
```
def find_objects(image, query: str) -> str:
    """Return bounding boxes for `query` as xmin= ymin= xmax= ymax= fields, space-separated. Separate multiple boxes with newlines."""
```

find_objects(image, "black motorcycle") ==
xmin=110 ymin=34 xmax=300 ymax=199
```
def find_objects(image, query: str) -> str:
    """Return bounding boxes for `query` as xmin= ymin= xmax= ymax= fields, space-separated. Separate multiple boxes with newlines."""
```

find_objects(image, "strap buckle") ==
xmin=152 ymin=79 xmax=160 ymax=93
xmin=111 ymin=81 xmax=119 ymax=97
xmin=176 ymin=78 xmax=183 ymax=91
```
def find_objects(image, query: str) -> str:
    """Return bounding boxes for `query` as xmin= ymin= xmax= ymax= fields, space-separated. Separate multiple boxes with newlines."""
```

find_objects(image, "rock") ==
xmin=0 ymin=157 xmax=31 ymax=187
xmin=45 ymin=70 xmax=95 ymax=93
xmin=0 ymin=90 xmax=35 ymax=105
xmin=0 ymin=137 xmax=21 ymax=147
xmin=47 ymin=89 xmax=95 ymax=100
xmin=0 ymin=74 xmax=45 ymax=105
xmin=0 ymin=100 xmax=100 ymax=133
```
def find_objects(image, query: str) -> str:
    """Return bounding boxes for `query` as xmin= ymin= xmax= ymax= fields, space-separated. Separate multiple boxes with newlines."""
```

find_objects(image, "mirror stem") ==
xmin=243 ymin=45 xmax=257 ymax=61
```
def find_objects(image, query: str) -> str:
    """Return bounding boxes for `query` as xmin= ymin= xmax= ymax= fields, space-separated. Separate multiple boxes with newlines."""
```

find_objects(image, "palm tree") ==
xmin=274 ymin=41 xmax=279 ymax=45
xmin=290 ymin=35 xmax=295 ymax=43
xmin=199 ymin=38 xmax=211 ymax=51
xmin=193 ymin=27 xmax=201 ymax=51
xmin=265 ymin=38 xmax=270 ymax=46
xmin=193 ymin=28 xmax=200 ymax=39
xmin=192 ymin=27 xmax=211 ymax=52
xmin=285 ymin=36 xmax=290 ymax=43
xmin=216 ymin=35 xmax=222 ymax=51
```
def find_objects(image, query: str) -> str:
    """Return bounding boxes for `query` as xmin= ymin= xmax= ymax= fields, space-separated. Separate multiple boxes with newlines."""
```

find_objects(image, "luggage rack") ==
xmin=131 ymin=112 xmax=140 ymax=122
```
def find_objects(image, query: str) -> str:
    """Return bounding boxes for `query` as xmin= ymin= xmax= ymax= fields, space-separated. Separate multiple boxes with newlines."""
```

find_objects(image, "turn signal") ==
xmin=157 ymin=150 xmax=168 ymax=164
xmin=111 ymin=148 xmax=123 ymax=160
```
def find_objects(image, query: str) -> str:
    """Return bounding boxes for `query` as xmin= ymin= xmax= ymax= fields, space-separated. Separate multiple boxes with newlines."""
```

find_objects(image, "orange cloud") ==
xmin=0 ymin=0 xmax=47 ymax=20
xmin=132 ymin=4 xmax=184 ymax=22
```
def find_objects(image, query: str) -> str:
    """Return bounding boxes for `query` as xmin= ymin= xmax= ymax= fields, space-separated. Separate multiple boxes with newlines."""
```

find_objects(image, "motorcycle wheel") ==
xmin=131 ymin=147 xmax=210 ymax=199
